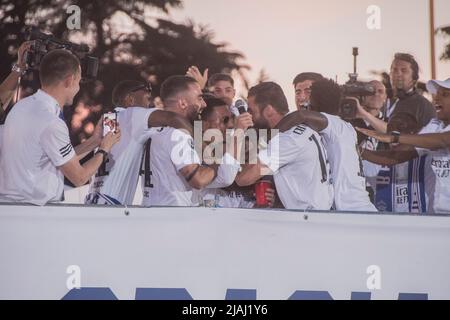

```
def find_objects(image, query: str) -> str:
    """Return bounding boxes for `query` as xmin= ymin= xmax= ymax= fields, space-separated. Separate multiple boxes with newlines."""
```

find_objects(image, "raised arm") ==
xmin=0 ymin=41 xmax=33 ymax=109
xmin=185 ymin=66 xmax=209 ymax=90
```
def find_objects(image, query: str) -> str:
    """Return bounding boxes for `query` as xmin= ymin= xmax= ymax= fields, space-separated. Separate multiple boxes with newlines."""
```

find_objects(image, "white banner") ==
xmin=0 ymin=204 xmax=449 ymax=300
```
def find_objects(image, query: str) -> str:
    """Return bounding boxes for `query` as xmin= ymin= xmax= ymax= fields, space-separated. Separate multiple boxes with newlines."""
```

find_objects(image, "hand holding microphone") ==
xmin=234 ymin=99 xmax=253 ymax=131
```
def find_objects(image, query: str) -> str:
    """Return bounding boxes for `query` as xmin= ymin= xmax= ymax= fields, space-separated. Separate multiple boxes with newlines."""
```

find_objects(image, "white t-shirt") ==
xmin=258 ymin=124 xmax=334 ymax=210
xmin=141 ymin=127 xmax=201 ymax=206
xmin=416 ymin=119 xmax=450 ymax=214
xmin=0 ymin=90 xmax=75 ymax=205
xmin=320 ymin=113 xmax=377 ymax=212
xmin=85 ymin=107 xmax=158 ymax=205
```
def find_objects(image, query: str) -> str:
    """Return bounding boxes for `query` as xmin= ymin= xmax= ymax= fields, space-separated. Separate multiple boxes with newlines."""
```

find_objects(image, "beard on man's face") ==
xmin=187 ymin=106 xmax=201 ymax=123
xmin=253 ymin=116 xmax=270 ymax=129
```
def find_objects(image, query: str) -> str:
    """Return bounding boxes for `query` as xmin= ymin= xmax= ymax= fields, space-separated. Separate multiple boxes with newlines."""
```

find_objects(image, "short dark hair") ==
xmin=39 ymin=49 xmax=80 ymax=87
xmin=208 ymin=73 xmax=234 ymax=88
xmin=201 ymin=96 xmax=228 ymax=121
xmin=310 ymin=79 xmax=342 ymax=115
xmin=248 ymin=82 xmax=289 ymax=114
xmin=392 ymin=53 xmax=419 ymax=81
xmin=293 ymin=72 xmax=323 ymax=86
xmin=387 ymin=112 xmax=420 ymax=134
xmin=160 ymin=75 xmax=198 ymax=102
xmin=112 ymin=80 xmax=146 ymax=106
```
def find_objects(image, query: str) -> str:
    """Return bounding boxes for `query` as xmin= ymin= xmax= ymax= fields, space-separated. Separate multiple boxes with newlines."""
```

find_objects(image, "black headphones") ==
xmin=396 ymin=87 xmax=417 ymax=100
xmin=393 ymin=53 xmax=419 ymax=100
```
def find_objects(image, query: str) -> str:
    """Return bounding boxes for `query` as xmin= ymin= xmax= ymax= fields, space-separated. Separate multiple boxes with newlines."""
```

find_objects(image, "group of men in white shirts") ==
xmin=0 ymin=48 xmax=449 ymax=214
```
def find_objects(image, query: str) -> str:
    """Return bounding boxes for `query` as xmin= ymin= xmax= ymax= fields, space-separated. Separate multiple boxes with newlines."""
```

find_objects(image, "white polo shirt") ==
xmin=0 ymin=89 xmax=75 ymax=205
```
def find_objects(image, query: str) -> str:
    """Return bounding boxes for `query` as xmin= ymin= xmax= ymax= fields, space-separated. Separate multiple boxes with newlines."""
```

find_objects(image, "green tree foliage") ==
xmin=0 ymin=0 xmax=248 ymax=143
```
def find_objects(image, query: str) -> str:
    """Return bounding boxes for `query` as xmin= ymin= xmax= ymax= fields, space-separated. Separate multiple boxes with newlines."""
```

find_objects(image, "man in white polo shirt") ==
xmin=0 ymin=49 xmax=120 ymax=205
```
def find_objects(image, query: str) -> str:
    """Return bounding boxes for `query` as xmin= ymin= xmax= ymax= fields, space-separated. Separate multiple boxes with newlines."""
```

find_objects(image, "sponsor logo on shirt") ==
xmin=431 ymin=158 xmax=450 ymax=178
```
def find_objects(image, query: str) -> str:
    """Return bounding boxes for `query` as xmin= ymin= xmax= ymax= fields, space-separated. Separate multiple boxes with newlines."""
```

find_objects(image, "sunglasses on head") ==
xmin=130 ymin=83 xmax=152 ymax=94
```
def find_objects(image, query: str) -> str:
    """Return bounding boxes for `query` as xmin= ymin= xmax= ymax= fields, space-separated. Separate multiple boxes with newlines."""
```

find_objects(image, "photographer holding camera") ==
xmin=387 ymin=53 xmax=435 ymax=128
xmin=0 ymin=49 xmax=120 ymax=205
xmin=352 ymin=80 xmax=388 ymax=141
xmin=356 ymin=53 xmax=435 ymax=134
xmin=274 ymin=79 xmax=377 ymax=212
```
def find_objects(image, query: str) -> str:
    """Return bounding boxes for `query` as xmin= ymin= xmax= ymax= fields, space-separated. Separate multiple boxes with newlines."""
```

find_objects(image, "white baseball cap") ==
xmin=426 ymin=78 xmax=450 ymax=95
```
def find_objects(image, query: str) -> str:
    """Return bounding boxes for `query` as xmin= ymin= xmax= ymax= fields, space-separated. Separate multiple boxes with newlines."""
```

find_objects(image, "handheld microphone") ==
xmin=234 ymin=99 xmax=253 ymax=130
xmin=235 ymin=99 xmax=248 ymax=115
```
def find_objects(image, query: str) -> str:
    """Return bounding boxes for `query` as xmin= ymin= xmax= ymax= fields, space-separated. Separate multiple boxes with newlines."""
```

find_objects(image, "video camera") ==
xmin=340 ymin=47 xmax=375 ymax=120
xmin=24 ymin=27 xmax=99 ymax=80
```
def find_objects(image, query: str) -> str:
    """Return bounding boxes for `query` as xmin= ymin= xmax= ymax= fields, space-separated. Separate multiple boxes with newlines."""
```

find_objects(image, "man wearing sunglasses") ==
xmin=85 ymin=80 xmax=193 ymax=205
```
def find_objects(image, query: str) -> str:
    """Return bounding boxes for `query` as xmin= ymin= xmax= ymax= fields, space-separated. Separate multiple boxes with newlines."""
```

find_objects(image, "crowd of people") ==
xmin=0 ymin=42 xmax=449 ymax=214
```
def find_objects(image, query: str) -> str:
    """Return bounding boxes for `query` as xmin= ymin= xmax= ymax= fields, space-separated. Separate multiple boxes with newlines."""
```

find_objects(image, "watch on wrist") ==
xmin=95 ymin=149 xmax=109 ymax=163
xmin=391 ymin=131 xmax=401 ymax=144
xmin=12 ymin=63 xmax=26 ymax=76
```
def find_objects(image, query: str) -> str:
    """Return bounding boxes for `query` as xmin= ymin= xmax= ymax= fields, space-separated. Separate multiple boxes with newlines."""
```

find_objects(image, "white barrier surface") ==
xmin=0 ymin=204 xmax=449 ymax=300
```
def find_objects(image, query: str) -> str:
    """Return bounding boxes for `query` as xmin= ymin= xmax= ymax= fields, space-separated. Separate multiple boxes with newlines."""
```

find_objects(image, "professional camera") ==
xmin=340 ymin=47 xmax=375 ymax=120
xmin=24 ymin=27 xmax=99 ymax=80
